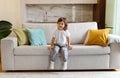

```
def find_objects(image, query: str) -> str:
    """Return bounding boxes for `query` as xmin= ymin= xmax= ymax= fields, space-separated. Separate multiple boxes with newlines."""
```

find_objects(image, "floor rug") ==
xmin=0 ymin=71 xmax=120 ymax=78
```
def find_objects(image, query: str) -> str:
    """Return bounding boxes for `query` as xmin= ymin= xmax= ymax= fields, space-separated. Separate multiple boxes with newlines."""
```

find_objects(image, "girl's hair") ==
xmin=57 ymin=17 xmax=68 ymax=30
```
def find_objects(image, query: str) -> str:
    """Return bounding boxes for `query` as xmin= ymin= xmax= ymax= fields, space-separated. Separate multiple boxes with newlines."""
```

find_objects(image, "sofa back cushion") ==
xmin=23 ymin=22 xmax=97 ymax=44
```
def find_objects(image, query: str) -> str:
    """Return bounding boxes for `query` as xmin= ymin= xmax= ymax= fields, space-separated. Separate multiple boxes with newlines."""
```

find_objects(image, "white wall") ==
xmin=112 ymin=0 xmax=120 ymax=35
xmin=0 ymin=0 xmax=21 ymax=27
xmin=105 ymin=0 xmax=115 ymax=28
xmin=106 ymin=0 xmax=120 ymax=35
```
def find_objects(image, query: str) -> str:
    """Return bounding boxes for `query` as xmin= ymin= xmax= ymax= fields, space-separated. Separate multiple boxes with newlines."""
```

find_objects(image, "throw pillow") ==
xmin=13 ymin=27 xmax=29 ymax=45
xmin=84 ymin=28 xmax=111 ymax=46
xmin=26 ymin=28 xmax=47 ymax=46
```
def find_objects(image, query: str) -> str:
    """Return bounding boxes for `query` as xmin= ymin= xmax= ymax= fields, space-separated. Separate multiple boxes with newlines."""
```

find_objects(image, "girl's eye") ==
xmin=58 ymin=22 xmax=64 ymax=25
xmin=61 ymin=23 xmax=64 ymax=25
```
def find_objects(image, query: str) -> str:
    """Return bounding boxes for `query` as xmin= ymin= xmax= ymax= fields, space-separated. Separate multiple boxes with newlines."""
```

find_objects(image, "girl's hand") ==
xmin=48 ymin=45 xmax=54 ymax=51
xmin=68 ymin=45 xmax=72 ymax=50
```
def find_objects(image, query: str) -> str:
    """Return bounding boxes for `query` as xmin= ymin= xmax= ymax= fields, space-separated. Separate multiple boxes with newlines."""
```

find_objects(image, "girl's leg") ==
xmin=61 ymin=47 xmax=68 ymax=70
xmin=49 ymin=45 xmax=60 ymax=69
xmin=61 ymin=47 xmax=68 ymax=62
xmin=50 ymin=45 xmax=60 ymax=62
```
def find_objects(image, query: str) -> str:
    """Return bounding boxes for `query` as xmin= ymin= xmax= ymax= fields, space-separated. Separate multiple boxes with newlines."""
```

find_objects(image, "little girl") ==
xmin=48 ymin=17 xmax=72 ymax=70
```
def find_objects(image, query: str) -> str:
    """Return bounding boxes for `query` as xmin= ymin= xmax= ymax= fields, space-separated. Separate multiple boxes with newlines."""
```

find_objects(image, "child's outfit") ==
xmin=50 ymin=29 xmax=70 ymax=70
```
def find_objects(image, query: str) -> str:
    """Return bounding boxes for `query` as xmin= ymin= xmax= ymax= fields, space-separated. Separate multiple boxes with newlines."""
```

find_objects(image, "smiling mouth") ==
xmin=59 ymin=26 xmax=63 ymax=27
xmin=58 ymin=27 xmax=63 ymax=30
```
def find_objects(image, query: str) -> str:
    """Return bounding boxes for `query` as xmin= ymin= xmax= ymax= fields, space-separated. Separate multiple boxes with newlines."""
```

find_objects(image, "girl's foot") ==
xmin=49 ymin=61 xmax=54 ymax=70
xmin=63 ymin=62 xmax=67 ymax=70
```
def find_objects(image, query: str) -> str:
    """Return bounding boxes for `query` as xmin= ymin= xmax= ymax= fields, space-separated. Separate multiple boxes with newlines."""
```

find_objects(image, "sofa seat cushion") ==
xmin=14 ymin=45 xmax=50 ymax=56
xmin=14 ymin=45 xmax=110 ymax=56
xmin=69 ymin=45 xmax=110 ymax=55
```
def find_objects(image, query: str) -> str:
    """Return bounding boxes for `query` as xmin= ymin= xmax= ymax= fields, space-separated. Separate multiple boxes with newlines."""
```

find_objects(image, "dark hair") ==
xmin=57 ymin=17 xmax=68 ymax=30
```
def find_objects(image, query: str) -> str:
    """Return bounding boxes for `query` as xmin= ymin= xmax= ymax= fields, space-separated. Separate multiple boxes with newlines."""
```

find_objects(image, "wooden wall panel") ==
xmin=93 ymin=0 xmax=106 ymax=29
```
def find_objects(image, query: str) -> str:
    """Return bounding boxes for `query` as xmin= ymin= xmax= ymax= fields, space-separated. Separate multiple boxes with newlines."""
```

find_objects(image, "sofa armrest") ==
xmin=108 ymin=34 xmax=120 ymax=44
xmin=1 ymin=37 xmax=17 ymax=70
xmin=107 ymin=34 xmax=120 ymax=69
xmin=110 ymin=43 xmax=120 ymax=69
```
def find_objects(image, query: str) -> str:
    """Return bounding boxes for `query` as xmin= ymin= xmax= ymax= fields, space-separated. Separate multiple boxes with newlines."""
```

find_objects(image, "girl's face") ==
xmin=57 ymin=21 xmax=65 ymax=30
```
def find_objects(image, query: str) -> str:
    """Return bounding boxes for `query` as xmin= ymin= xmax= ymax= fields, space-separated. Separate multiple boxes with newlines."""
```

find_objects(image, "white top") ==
xmin=53 ymin=30 xmax=70 ymax=45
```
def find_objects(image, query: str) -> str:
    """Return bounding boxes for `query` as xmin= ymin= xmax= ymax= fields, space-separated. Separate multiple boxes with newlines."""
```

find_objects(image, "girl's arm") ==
xmin=51 ymin=37 xmax=55 ymax=48
xmin=48 ymin=37 xmax=55 ymax=51
xmin=67 ymin=36 xmax=72 ymax=50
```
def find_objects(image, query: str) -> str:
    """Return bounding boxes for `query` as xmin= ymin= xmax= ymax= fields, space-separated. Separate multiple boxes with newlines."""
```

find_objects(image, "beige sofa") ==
xmin=1 ymin=22 xmax=120 ymax=70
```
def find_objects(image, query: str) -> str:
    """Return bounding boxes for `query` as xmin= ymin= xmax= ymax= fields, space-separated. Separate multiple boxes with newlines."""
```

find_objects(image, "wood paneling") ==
xmin=25 ymin=0 xmax=97 ymax=4
xmin=22 ymin=0 xmax=106 ymax=29
xmin=93 ymin=0 xmax=106 ymax=29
